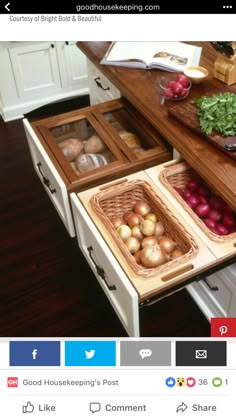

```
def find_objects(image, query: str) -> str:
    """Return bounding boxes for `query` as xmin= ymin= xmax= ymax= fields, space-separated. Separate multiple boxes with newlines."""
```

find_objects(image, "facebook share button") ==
xmin=10 ymin=341 xmax=60 ymax=366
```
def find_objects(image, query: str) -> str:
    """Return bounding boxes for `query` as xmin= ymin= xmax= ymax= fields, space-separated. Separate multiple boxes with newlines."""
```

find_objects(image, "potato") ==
xmin=59 ymin=138 xmax=84 ymax=162
xmin=84 ymin=135 xmax=105 ymax=154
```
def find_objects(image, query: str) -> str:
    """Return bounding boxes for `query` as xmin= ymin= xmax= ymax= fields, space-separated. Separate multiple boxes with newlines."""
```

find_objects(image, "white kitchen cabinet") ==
xmin=70 ymin=193 xmax=139 ymax=336
xmin=87 ymin=58 xmax=121 ymax=105
xmin=187 ymin=265 xmax=236 ymax=319
xmin=0 ymin=41 xmax=89 ymax=122
xmin=23 ymin=119 xmax=75 ymax=237
xmin=56 ymin=41 xmax=88 ymax=89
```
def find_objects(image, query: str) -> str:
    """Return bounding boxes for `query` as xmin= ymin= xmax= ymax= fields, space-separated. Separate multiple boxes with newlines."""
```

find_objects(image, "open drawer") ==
xmin=73 ymin=171 xmax=216 ymax=304
xmin=145 ymin=160 xmax=236 ymax=260
xmin=23 ymin=98 xmax=171 ymax=237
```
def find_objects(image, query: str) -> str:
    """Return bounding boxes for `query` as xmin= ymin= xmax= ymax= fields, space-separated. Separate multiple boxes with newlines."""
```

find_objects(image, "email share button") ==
xmin=176 ymin=341 xmax=226 ymax=366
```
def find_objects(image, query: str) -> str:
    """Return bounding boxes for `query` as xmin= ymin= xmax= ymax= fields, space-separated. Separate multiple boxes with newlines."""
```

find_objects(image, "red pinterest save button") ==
xmin=211 ymin=318 xmax=236 ymax=337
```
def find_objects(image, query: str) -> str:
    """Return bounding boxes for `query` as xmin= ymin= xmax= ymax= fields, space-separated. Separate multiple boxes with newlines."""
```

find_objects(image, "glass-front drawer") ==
xmin=30 ymin=98 xmax=172 ymax=192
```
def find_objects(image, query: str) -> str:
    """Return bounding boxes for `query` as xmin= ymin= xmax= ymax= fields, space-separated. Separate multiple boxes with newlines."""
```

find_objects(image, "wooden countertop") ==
xmin=78 ymin=42 xmax=236 ymax=211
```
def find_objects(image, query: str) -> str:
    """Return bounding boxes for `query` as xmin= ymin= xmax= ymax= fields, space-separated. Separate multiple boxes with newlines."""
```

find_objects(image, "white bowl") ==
xmin=184 ymin=66 xmax=209 ymax=84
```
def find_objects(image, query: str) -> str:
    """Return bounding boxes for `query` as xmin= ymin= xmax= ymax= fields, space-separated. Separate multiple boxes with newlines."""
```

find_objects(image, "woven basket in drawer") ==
xmin=159 ymin=161 xmax=236 ymax=243
xmin=90 ymin=179 xmax=198 ymax=278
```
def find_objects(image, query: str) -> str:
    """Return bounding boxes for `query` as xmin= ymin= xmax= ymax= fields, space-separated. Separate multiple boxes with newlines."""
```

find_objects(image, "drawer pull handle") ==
xmin=87 ymin=246 xmax=116 ymax=291
xmin=203 ymin=278 xmax=219 ymax=291
xmin=51 ymin=43 xmax=55 ymax=49
xmin=94 ymin=77 xmax=110 ymax=91
xmin=37 ymin=162 xmax=57 ymax=194
xmin=65 ymin=41 xmax=69 ymax=46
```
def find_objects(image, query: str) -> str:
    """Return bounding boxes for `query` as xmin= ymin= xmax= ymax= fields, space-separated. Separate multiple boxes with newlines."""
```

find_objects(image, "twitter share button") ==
xmin=65 ymin=341 xmax=116 ymax=366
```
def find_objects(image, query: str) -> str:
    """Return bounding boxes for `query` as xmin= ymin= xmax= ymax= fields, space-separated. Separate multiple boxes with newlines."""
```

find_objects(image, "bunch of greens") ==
xmin=193 ymin=92 xmax=236 ymax=136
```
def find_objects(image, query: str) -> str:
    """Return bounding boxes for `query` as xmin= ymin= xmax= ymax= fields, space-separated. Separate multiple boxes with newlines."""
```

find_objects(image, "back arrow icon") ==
xmin=5 ymin=2 xmax=10 ymax=11
xmin=176 ymin=402 xmax=188 ymax=413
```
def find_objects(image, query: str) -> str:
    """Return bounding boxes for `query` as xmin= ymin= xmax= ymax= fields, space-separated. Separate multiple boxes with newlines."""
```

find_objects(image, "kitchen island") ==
xmin=77 ymin=42 xmax=236 ymax=212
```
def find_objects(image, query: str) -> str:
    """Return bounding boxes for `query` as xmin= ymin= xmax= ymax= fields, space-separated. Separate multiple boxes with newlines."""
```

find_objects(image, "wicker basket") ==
xmin=159 ymin=161 xmax=236 ymax=243
xmin=90 ymin=179 xmax=198 ymax=278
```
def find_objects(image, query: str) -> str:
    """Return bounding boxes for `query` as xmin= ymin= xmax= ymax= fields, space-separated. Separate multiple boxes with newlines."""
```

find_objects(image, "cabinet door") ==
xmin=23 ymin=119 xmax=75 ymax=237
xmin=87 ymin=58 xmax=121 ymax=105
xmin=56 ymin=41 xmax=88 ymax=91
xmin=70 ymin=193 xmax=139 ymax=336
xmin=9 ymin=42 xmax=61 ymax=100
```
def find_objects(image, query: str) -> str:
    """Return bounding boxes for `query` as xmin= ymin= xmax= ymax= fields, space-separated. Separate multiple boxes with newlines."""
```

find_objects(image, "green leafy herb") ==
xmin=193 ymin=92 xmax=236 ymax=136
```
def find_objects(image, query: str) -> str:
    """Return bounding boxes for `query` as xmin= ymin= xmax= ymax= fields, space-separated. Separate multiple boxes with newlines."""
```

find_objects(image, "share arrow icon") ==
xmin=176 ymin=402 xmax=188 ymax=413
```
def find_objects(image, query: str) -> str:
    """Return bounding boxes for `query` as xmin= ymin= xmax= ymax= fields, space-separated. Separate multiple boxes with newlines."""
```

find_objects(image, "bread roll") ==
xmin=119 ymin=131 xmax=141 ymax=148
xmin=75 ymin=153 xmax=108 ymax=172
xmin=84 ymin=134 xmax=105 ymax=154
xmin=59 ymin=138 xmax=84 ymax=162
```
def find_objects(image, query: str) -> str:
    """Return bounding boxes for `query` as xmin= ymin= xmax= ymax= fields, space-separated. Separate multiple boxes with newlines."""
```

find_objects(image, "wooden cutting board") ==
xmin=168 ymin=88 xmax=236 ymax=160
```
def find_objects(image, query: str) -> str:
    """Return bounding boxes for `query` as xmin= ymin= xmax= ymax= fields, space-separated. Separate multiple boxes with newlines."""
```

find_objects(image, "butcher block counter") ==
xmin=77 ymin=42 xmax=236 ymax=212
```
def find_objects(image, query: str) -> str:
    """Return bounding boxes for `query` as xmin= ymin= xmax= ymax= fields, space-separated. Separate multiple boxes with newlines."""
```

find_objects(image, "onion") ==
xmin=174 ymin=187 xmax=184 ymax=197
xmin=131 ymin=226 xmax=144 ymax=241
xmin=134 ymin=250 xmax=141 ymax=264
xmin=111 ymin=216 xmax=125 ymax=229
xmin=117 ymin=224 xmax=132 ymax=241
xmin=195 ymin=203 xmax=211 ymax=218
xmin=209 ymin=209 xmax=222 ymax=222
xmin=209 ymin=195 xmax=224 ymax=210
xmin=140 ymin=244 xmax=167 ymax=268
xmin=222 ymin=212 xmax=236 ymax=229
xmin=159 ymin=235 xmax=177 ymax=254
xmin=197 ymin=185 xmax=210 ymax=197
xmin=198 ymin=195 xmax=208 ymax=205
xmin=186 ymin=194 xmax=200 ymax=209
xmin=222 ymin=202 xmax=233 ymax=213
xmin=171 ymin=248 xmax=184 ymax=259
xmin=145 ymin=212 xmax=158 ymax=223
xmin=125 ymin=236 xmax=141 ymax=254
xmin=183 ymin=189 xmax=192 ymax=200
xmin=187 ymin=178 xmax=200 ymax=191
xmin=140 ymin=219 xmax=156 ymax=236
xmin=155 ymin=222 xmax=165 ymax=237
xmin=141 ymin=236 xmax=159 ymax=248
xmin=215 ymin=223 xmax=230 ymax=236
xmin=134 ymin=200 xmax=151 ymax=216
xmin=127 ymin=213 xmax=143 ymax=228
xmin=123 ymin=211 xmax=135 ymax=222
xmin=204 ymin=218 xmax=217 ymax=230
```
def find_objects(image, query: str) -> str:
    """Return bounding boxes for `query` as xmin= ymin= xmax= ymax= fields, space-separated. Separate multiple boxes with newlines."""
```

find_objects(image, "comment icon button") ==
xmin=89 ymin=402 xmax=101 ymax=414
xmin=139 ymin=349 xmax=152 ymax=359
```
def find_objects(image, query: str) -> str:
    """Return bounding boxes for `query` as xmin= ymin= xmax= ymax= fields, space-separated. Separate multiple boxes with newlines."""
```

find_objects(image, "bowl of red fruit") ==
xmin=159 ymin=73 xmax=192 ymax=101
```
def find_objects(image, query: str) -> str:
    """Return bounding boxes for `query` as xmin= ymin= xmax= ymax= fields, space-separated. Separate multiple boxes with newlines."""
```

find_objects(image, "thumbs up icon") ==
xmin=22 ymin=402 xmax=34 ymax=413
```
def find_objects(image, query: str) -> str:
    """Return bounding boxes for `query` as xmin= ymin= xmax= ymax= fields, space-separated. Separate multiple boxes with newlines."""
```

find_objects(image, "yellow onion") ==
xmin=145 ymin=212 xmax=158 ymax=223
xmin=134 ymin=200 xmax=151 ymax=216
xmin=159 ymin=236 xmax=177 ymax=254
xmin=131 ymin=226 xmax=144 ymax=241
xmin=125 ymin=237 xmax=141 ymax=254
xmin=111 ymin=216 xmax=125 ymax=229
xmin=141 ymin=236 xmax=159 ymax=248
xmin=171 ymin=248 xmax=184 ymax=259
xmin=140 ymin=244 xmax=167 ymax=268
xmin=134 ymin=250 xmax=142 ymax=264
xmin=155 ymin=221 xmax=165 ymax=237
xmin=140 ymin=219 xmax=156 ymax=236
xmin=117 ymin=224 xmax=131 ymax=242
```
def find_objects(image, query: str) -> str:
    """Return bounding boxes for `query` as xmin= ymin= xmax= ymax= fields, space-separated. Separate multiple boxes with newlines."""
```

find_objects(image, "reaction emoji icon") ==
xmin=177 ymin=377 xmax=186 ymax=387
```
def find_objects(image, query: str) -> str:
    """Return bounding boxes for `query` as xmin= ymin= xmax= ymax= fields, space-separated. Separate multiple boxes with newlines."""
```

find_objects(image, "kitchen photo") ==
xmin=0 ymin=41 xmax=236 ymax=338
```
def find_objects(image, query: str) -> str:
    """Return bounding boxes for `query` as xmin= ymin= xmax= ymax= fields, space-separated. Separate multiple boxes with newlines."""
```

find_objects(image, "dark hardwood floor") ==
xmin=0 ymin=96 xmax=210 ymax=338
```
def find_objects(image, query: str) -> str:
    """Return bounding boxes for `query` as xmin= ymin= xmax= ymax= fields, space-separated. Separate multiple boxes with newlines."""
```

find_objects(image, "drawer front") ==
xmin=23 ymin=119 xmax=75 ymax=237
xmin=188 ymin=272 xmax=236 ymax=318
xmin=70 ymin=193 xmax=139 ymax=337
xmin=87 ymin=59 xmax=121 ymax=104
